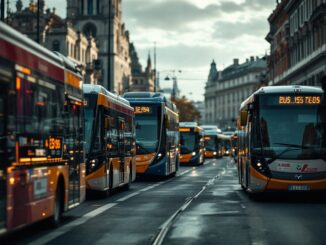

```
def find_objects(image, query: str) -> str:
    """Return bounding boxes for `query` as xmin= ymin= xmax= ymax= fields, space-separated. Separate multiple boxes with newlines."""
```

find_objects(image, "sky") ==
xmin=16 ymin=0 xmax=277 ymax=101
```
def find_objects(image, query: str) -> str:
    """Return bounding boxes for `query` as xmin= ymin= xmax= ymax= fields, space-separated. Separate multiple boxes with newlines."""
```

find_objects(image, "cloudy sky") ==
xmin=122 ymin=0 xmax=277 ymax=101
xmin=17 ymin=0 xmax=277 ymax=101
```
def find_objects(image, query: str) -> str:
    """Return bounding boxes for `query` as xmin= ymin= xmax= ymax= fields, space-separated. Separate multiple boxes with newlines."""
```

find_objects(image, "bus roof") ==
xmin=240 ymin=85 xmax=323 ymax=111
xmin=123 ymin=92 xmax=177 ymax=112
xmin=179 ymin=122 xmax=198 ymax=128
xmin=83 ymin=84 xmax=132 ymax=108
xmin=0 ymin=22 xmax=79 ymax=74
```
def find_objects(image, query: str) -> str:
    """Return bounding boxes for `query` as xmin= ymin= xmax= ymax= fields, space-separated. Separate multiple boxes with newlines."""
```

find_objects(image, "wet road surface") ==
xmin=1 ymin=157 xmax=326 ymax=245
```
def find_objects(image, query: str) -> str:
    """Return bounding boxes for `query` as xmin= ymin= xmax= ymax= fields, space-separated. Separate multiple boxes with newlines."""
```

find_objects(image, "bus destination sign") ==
xmin=134 ymin=106 xmax=152 ymax=114
xmin=278 ymin=96 xmax=321 ymax=105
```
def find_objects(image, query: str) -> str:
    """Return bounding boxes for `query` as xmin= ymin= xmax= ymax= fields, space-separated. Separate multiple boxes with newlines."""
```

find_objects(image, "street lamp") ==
xmin=163 ymin=70 xmax=181 ymax=100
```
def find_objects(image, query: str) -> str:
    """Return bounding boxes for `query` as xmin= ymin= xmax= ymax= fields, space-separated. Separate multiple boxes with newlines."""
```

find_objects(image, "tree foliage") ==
xmin=172 ymin=96 xmax=201 ymax=122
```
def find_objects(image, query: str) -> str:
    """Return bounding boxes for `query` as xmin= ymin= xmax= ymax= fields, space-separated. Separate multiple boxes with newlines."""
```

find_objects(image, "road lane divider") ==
xmin=151 ymin=171 xmax=224 ymax=245
xmin=30 ymin=163 xmax=217 ymax=244
xmin=30 ymin=203 xmax=117 ymax=245
xmin=116 ymin=192 xmax=140 ymax=202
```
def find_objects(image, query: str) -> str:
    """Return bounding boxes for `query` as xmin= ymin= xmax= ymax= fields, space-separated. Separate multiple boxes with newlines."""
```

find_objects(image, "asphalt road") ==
xmin=1 ymin=157 xmax=326 ymax=245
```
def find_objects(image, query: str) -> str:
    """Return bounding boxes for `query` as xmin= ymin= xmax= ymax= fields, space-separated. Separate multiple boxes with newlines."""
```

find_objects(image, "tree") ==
xmin=172 ymin=96 xmax=201 ymax=122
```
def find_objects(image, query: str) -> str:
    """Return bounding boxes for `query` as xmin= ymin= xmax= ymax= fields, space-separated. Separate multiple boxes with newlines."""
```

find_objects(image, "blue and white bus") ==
xmin=123 ymin=92 xmax=179 ymax=177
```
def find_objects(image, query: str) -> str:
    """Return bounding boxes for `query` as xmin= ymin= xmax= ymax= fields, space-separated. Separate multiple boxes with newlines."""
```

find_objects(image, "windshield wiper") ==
xmin=273 ymin=142 xmax=311 ymax=149
xmin=266 ymin=143 xmax=303 ymax=165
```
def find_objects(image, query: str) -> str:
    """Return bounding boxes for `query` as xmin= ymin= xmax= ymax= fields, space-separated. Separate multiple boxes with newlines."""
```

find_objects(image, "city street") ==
xmin=1 ymin=158 xmax=326 ymax=245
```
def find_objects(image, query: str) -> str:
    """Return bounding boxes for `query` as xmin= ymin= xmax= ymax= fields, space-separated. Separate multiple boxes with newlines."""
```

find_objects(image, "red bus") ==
xmin=0 ymin=22 xmax=85 ymax=234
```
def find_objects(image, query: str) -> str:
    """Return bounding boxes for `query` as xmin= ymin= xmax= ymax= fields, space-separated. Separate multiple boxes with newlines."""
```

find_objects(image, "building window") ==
xmin=80 ymin=0 xmax=84 ymax=14
xmin=87 ymin=0 xmax=93 ymax=15
xmin=97 ymin=0 xmax=100 ymax=14
xmin=52 ymin=40 xmax=60 ymax=52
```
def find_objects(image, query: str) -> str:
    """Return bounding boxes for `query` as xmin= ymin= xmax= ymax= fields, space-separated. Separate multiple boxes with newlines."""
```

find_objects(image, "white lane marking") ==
xmin=177 ymin=169 xmax=192 ymax=176
xmin=30 ymin=203 xmax=117 ymax=245
xmin=116 ymin=192 xmax=140 ymax=202
xmin=139 ymin=183 xmax=162 ymax=192
xmin=152 ymin=172 xmax=223 ymax=245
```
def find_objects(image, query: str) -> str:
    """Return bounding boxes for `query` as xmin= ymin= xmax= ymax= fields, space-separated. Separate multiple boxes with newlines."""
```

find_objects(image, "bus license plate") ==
xmin=288 ymin=185 xmax=310 ymax=191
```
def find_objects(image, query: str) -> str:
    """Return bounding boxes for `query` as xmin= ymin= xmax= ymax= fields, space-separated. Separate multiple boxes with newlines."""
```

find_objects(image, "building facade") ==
xmin=267 ymin=0 xmax=326 ymax=86
xmin=204 ymin=58 xmax=267 ymax=129
xmin=129 ymin=43 xmax=155 ymax=92
xmin=67 ymin=0 xmax=132 ymax=94
xmin=8 ymin=0 xmax=99 ymax=84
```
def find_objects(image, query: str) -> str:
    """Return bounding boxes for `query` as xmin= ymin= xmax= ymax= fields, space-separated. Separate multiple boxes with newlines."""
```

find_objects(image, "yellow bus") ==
xmin=203 ymin=133 xmax=221 ymax=158
xmin=83 ymin=85 xmax=136 ymax=195
xmin=238 ymin=86 xmax=326 ymax=193
xmin=0 ymin=22 xmax=85 ymax=234
xmin=179 ymin=122 xmax=205 ymax=165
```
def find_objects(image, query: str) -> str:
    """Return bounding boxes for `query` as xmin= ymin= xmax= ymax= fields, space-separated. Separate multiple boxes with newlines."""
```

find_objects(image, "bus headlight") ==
xmin=87 ymin=159 xmax=99 ymax=174
xmin=252 ymin=157 xmax=271 ymax=177
xmin=213 ymin=152 xmax=217 ymax=155
xmin=192 ymin=152 xmax=196 ymax=156
xmin=155 ymin=152 xmax=165 ymax=161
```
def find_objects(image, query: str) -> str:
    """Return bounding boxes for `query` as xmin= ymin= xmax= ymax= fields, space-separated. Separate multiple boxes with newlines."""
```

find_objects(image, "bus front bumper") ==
xmin=249 ymin=167 xmax=326 ymax=192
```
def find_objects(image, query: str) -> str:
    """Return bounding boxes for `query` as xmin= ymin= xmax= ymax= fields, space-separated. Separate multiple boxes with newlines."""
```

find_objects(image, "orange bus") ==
xmin=0 ymin=22 xmax=85 ymax=234
xmin=179 ymin=122 xmax=205 ymax=165
xmin=83 ymin=85 xmax=136 ymax=195
xmin=203 ymin=133 xmax=221 ymax=158
xmin=238 ymin=86 xmax=326 ymax=194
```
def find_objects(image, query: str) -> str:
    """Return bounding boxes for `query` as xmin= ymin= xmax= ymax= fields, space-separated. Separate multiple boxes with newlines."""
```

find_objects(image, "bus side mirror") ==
xmin=240 ymin=111 xmax=248 ymax=126
xmin=105 ymin=118 xmax=110 ymax=129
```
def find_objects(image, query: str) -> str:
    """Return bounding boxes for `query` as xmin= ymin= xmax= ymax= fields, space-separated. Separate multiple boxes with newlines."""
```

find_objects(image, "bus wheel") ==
xmin=49 ymin=182 xmax=63 ymax=227
xmin=108 ymin=164 xmax=114 ymax=195
xmin=125 ymin=163 xmax=132 ymax=190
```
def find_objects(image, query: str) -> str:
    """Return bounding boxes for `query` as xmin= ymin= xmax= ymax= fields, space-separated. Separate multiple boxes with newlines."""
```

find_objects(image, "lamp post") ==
xmin=161 ymin=70 xmax=181 ymax=100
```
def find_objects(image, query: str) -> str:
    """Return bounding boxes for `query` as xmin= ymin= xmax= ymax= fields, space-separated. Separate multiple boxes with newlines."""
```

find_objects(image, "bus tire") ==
xmin=49 ymin=180 xmax=64 ymax=228
xmin=108 ymin=164 xmax=113 ymax=195
xmin=125 ymin=162 xmax=132 ymax=190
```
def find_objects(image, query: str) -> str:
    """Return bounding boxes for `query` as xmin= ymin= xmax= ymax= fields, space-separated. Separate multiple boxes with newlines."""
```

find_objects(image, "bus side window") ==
xmin=105 ymin=116 xmax=115 ymax=154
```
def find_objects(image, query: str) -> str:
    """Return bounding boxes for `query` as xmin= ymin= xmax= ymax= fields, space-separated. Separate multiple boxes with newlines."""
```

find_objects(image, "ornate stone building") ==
xmin=129 ymin=43 xmax=155 ymax=92
xmin=8 ymin=0 xmax=99 ymax=84
xmin=204 ymin=57 xmax=267 ymax=129
xmin=267 ymin=0 xmax=326 ymax=86
xmin=66 ymin=0 xmax=132 ymax=94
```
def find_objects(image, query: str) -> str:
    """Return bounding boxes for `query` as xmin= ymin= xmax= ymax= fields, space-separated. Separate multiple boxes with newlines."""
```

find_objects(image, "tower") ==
xmin=66 ymin=0 xmax=131 ymax=93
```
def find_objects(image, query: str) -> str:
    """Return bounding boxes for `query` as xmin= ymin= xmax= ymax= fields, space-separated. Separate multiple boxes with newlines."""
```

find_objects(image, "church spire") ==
xmin=208 ymin=59 xmax=219 ymax=82
xmin=147 ymin=51 xmax=152 ymax=69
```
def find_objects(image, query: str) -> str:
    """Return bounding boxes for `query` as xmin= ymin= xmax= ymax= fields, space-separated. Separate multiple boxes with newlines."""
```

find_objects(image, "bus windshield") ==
xmin=135 ymin=106 xmax=160 ymax=154
xmin=180 ymin=131 xmax=198 ymax=154
xmin=204 ymin=136 xmax=217 ymax=151
xmin=255 ymin=95 xmax=326 ymax=159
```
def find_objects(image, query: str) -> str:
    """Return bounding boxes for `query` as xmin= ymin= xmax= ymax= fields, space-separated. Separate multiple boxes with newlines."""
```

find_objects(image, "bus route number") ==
xmin=279 ymin=96 xmax=321 ymax=105
xmin=134 ymin=106 xmax=152 ymax=114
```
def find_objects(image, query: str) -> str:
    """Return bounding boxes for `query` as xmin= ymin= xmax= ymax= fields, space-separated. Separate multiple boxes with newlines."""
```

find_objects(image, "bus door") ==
xmin=118 ymin=119 xmax=126 ymax=184
xmin=0 ymin=84 xmax=7 ymax=230
xmin=66 ymin=102 xmax=82 ymax=206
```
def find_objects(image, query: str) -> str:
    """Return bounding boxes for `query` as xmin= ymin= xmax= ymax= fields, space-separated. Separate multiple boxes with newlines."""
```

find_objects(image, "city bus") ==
xmin=83 ymin=85 xmax=136 ymax=195
xmin=179 ymin=122 xmax=205 ymax=165
xmin=123 ymin=92 xmax=179 ymax=176
xmin=238 ymin=86 xmax=326 ymax=193
xmin=218 ymin=134 xmax=232 ymax=156
xmin=0 ymin=22 xmax=85 ymax=234
xmin=203 ymin=132 xmax=221 ymax=159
